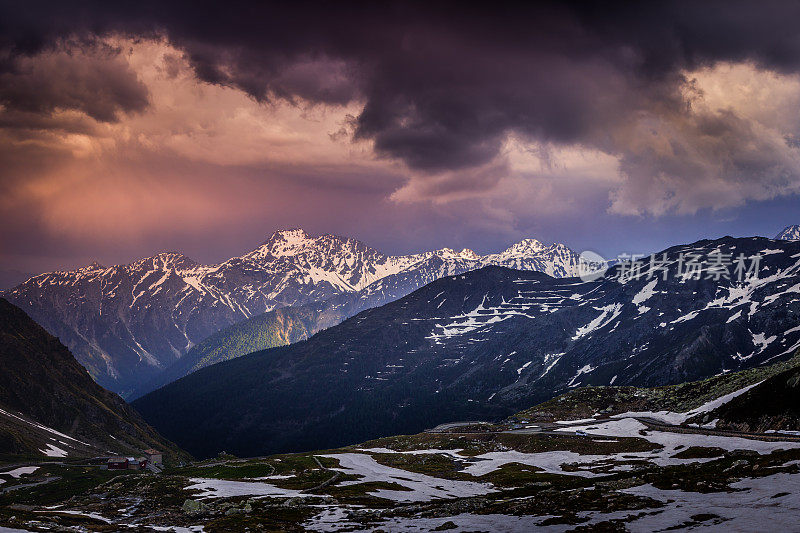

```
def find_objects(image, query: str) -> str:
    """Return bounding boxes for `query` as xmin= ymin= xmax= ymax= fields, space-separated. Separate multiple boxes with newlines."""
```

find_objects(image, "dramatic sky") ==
xmin=2 ymin=1 xmax=800 ymax=277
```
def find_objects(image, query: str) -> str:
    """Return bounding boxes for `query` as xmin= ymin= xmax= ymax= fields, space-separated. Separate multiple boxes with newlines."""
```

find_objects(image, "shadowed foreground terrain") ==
xmin=2 ymin=353 xmax=799 ymax=532
xmin=0 ymin=298 xmax=186 ymax=462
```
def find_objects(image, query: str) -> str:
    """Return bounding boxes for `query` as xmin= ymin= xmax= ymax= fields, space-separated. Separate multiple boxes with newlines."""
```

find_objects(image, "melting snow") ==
xmin=516 ymin=361 xmax=532 ymax=376
xmin=670 ymin=310 xmax=700 ymax=324
xmin=572 ymin=304 xmax=623 ymax=340
xmin=631 ymin=279 xmax=657 ymax=312
xmin=560 ymin=418 xmax=800 ymax=456
xmin=752 ymin=332 xmax=777 ymax=353
xmin=540 ymin=352 xmax=565 ymax=377
xmin=0 ymin=466 xmax=39 ymax=478
xmin=726 ymin=309 xmax=742 ymax=323
xmin=567 ymin=364 xmax=595 ymax=387
xmin=613 ymin=473 xmax=800 ymax=532
xmin=321 ymin=453 xmax=494 ymax=502
xmin=0 ymin=407 xmax=90 ymax=447
xmin=40 ymin=443 xmax=67 ymax=457
xmin=186 ymin=478 xmax=307 ymax=499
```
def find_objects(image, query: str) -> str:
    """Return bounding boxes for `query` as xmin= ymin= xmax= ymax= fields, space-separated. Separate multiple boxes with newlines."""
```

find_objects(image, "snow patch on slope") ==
xmin=572 ymin=304 xmax=623 ymax=340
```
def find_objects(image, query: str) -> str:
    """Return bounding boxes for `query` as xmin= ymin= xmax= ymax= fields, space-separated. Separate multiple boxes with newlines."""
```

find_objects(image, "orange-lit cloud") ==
xmin=2 ymin=4 xmax=800 ymax=274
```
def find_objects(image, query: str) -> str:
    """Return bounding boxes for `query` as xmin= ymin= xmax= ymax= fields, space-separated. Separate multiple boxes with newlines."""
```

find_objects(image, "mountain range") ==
xmin=1 ymin=229 xmax=582 ymax=396
xmin=127 ymin=223 xmax=800 ymax=398
xmin=133 ymin=235 xmax=800 ymax=458
xmin=0 ymin=298 xmax=184 ymax=461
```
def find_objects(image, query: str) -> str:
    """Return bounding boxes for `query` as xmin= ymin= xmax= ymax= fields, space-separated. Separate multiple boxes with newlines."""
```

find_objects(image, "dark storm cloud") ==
xmin=2 ymin=1 xmax=800 ymax=152
xmin=0 ymin=38 xmax=148 ymax=122
xmin=3 ymin=1 xmax=800 ymax=204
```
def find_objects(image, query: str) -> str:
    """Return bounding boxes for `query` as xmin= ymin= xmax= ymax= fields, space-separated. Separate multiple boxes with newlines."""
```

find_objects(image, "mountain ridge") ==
xmin=133 ymin=235 xmax=800 ymax=458
xmin=131 ymin=237 xmax=589 ymax=398
xmin=1 ymin=229 xmax=583 ymax=396
xmin=0 ymin=298 xmax=186 ymax=461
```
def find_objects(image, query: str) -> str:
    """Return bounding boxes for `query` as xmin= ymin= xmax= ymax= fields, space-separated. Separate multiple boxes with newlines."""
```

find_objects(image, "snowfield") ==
xmin=320 ymin=453 xmax=495 ymax=501
xmin=185 ymin=478 xmax=307 ymax=499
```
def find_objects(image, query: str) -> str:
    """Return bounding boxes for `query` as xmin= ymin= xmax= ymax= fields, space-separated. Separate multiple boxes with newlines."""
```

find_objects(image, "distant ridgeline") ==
xmin=133 ymin=236 xmax=800 ymax=458
xmin=2 ymin=229 xmax=583 ymax=397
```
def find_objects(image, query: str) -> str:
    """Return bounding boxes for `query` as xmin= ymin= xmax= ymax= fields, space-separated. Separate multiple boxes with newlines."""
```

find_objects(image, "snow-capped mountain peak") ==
xmin=251 ymin=228 xmax=317 ymax=258
xmin=2 ymin=228 xmax=583 ymax=395
xmin=134 ymin=235 xmax=800 ymax=458
xmin=458 ymin=248 xmax=480 ymax=260
xmin=499 ymin=238 xmax=547 ymax=256
xmin=775 ymin=225 xmax=800 ymax=241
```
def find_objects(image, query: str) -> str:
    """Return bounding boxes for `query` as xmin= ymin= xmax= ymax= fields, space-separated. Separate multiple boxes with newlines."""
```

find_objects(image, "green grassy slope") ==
xmin=131 ymin=305 xmax=319 ymax=398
